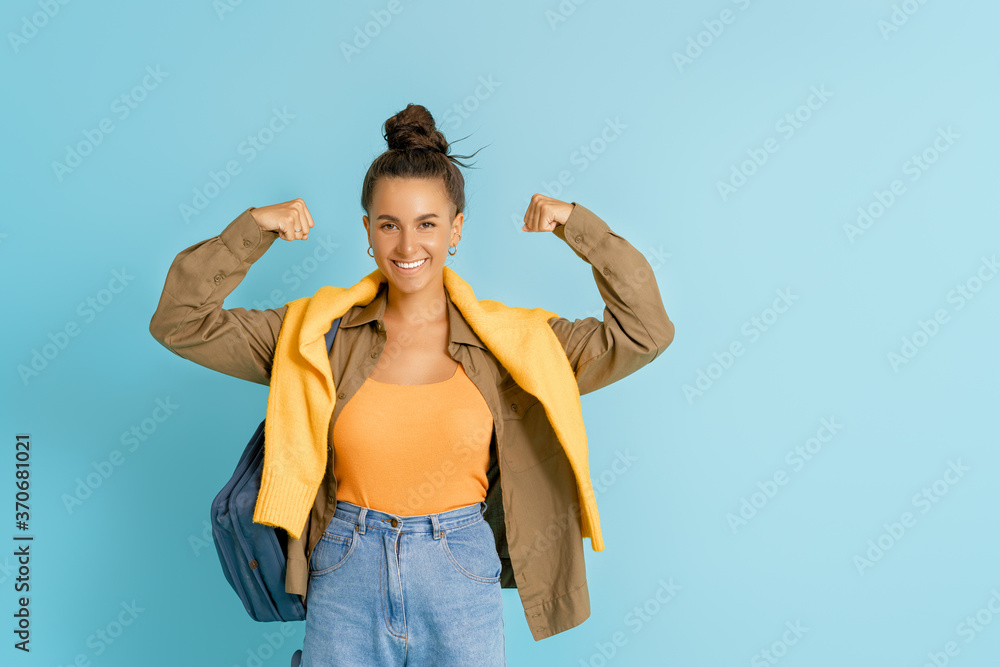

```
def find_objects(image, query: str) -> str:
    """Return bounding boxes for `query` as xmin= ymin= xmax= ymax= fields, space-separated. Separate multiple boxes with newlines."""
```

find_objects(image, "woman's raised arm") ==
xmin=542 ymin=201 xmax=675 ymax=395
xmin=148 ymin=201 xmax=312 ymax=386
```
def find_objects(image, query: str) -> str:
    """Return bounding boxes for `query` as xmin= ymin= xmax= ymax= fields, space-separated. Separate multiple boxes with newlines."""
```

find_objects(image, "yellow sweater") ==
xmin=252 ymin=265 xmax=604 ymax=552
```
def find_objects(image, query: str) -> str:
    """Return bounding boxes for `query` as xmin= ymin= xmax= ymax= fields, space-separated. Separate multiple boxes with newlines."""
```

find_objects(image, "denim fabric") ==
xmin=299 ymin=499 xmax=506 ymax=666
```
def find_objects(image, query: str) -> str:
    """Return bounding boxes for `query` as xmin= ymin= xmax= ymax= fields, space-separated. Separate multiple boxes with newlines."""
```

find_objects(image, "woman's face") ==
xmin=363 ymin=177 xmax=463 ymax=297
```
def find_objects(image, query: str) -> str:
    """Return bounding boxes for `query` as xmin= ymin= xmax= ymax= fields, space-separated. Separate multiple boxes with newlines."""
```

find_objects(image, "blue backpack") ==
xmin=210 ymin=316 xmax=342 ymax=623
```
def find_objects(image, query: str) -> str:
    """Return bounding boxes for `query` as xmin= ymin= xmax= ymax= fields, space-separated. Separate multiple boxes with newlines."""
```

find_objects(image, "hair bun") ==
xmin=361 ymin=103 xmax=486 ymax=219
xmin=384 ymin=104 xmax=450 ymax=155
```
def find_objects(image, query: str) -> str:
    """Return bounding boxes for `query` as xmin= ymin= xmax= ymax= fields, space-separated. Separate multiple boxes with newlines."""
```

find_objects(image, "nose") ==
xmin=396 ymin=227 xmax=417 ymax=256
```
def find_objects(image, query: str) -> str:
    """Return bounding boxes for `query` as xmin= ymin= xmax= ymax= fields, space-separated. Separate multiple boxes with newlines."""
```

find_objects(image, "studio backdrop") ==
xmin=2 ymin=1 xmax=998 ymax=666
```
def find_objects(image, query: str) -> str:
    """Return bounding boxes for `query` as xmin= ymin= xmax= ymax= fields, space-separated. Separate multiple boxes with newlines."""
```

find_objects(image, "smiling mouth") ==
xmin=392 ymin=258 xmax=428 ymax=269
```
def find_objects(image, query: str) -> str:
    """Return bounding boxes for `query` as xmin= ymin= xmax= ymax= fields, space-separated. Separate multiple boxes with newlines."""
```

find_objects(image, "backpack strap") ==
xmin=324 ymin=316 xmax=342 ymax=354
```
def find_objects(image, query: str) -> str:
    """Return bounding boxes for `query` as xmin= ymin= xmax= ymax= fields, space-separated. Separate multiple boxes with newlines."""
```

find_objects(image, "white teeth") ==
xmin=393 ymin=258 xmax=426 ymax=269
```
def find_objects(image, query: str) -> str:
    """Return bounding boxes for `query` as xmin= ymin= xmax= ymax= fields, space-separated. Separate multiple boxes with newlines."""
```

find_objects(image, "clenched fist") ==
xmin=250 ymin=198 xmax=315 ymax=242
xmin=521 ymin=193 xmax=574 ymax=232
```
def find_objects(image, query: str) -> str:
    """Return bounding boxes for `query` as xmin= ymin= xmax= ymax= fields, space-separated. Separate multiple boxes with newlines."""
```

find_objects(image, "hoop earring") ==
xmin=367 ymin=246 xmax=375 ymax=258
xmin=448 ymin=245 xmax=457 ymax=256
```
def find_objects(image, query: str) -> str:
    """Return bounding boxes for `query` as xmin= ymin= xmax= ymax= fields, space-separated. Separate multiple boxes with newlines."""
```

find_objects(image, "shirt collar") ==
xmin=338 ymin=280 xmax=487 ymax=350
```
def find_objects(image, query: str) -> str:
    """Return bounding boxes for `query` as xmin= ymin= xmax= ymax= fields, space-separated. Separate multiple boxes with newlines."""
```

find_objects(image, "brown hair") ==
xmin=361 ymin=103 xmax=487 ymax=219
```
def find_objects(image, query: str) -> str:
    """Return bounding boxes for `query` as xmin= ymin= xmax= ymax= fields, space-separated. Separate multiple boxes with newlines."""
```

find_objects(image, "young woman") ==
xmin=149 ymin=103 xmax=674 ymax=666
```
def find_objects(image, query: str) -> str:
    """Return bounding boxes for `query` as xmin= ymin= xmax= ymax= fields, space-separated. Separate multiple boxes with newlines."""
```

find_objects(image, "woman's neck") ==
xmin=383 ymin=279 xmax=449 ymax=326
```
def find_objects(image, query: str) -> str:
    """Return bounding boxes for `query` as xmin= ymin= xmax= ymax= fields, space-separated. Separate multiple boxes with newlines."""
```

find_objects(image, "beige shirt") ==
xmin=149 ymin=201 xmax=675 ymax=640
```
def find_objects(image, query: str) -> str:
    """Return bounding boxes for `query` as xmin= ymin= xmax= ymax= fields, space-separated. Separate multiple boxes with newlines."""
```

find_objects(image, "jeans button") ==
xmin=390 ymin=519 xmax=399 ymax=527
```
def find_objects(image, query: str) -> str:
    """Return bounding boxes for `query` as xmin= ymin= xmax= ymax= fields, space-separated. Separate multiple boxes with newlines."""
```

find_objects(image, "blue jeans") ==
xmin=299 ymin=499 xmax=506 ymax=666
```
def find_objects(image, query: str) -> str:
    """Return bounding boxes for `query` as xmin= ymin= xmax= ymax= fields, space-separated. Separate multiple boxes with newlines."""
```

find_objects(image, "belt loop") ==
xmin=357 ymin=507 xmax=367 ymax=534
xmin=431 ymin=513 xmax=441 ymax=540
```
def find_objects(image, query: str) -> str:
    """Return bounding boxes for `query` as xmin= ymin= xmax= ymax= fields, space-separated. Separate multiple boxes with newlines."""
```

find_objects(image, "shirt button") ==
xmin=243 ymin=238 xmax=251 ymax=248
xmin=510 ymin=403 xmax=518 ymax=413
xmin=370 ymin=352 xmax=377 ymax=358
xmin=574 ymin=235 xmax=583 ymax=243
xmin=337 ymin=391 xmax=345 ymax=399
xmin=214 ymin=274 xmax=222 ymax=284
xmin=603 ymin=267 xmax=611 ymax=276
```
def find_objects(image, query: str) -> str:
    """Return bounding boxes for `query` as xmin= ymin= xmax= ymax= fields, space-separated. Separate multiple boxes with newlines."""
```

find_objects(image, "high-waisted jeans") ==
xmin=299 ymin=499 xmax=506 ymax=666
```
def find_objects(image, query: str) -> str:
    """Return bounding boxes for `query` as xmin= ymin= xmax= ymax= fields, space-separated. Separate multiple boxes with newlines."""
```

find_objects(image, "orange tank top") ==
xmin=332 ymin=361 xmax=494 ymax=516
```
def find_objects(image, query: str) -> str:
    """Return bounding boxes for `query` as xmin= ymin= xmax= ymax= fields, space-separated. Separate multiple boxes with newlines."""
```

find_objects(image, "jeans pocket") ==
xmin=441 ymin=517 xmax=502 ymax=584
xmin=309 ymin=515 xmax=358 ymax=577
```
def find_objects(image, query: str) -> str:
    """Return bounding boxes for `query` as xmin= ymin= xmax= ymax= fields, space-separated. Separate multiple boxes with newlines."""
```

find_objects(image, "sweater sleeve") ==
xmin=547 ymin=202 xmax=675 ymax=396
xmin=148 ymin=207 xmax=288 ymax=386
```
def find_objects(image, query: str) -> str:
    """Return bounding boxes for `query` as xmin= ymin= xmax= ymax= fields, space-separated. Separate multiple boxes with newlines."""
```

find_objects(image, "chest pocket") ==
xmin=498 ymin=380 xmax=563 ymax=471
xmin=500 ymin=381 xmax=538 ymax=420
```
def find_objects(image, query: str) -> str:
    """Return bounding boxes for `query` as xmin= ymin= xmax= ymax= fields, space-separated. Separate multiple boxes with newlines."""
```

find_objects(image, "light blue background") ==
xmin=2 ymin=1 xmax=998 ymax=665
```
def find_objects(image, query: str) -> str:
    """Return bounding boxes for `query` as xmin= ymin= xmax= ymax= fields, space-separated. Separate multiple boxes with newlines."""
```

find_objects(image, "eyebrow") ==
xmin=376 ymin=213 xmax=440 ymax=222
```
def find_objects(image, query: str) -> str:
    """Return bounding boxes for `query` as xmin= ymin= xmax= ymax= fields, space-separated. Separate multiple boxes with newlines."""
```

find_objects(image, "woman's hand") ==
xmin=521 ymin=193 xmax=574 ymax=232
xmin=249 ymin=198 xmax=315 ymax=241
